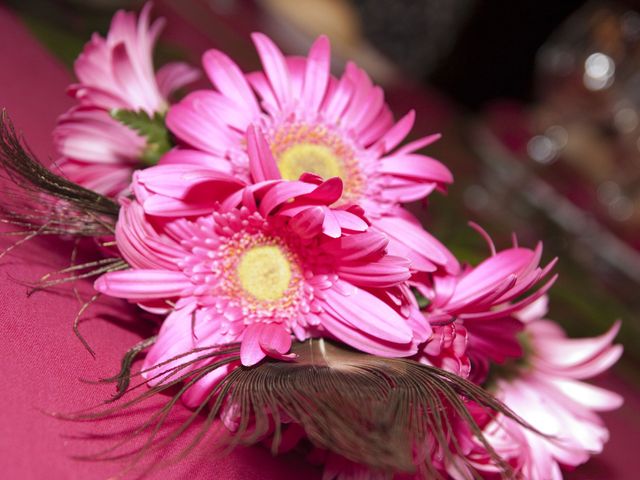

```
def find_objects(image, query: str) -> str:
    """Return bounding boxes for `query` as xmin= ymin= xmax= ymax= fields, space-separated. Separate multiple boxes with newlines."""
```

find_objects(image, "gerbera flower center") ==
xmin=269 ymin=122 xmax=364 ymax=204
xmin=237 ymin=245 xmax=292 ymax=301
xmin=278 ymin=143 xmax=343 ymax=181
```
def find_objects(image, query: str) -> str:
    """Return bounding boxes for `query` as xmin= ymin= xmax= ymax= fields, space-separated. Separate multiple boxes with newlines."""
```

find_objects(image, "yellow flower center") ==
xmin=268 ymin=123 xmax=364 ymax=204
xmin=278 ymin=143 xmax=344 ymax=181
xmin=237 ymin=245 xmax=292 ymax=301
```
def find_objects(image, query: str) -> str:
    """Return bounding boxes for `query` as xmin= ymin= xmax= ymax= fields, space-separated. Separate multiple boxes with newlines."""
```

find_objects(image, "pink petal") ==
xmin=321 ymin=209 xmax=342 ymax=238
xmin=180 ymin=90 xmax=250 ymax=130
xmin=202 ymin=49 xmax=259 ymax=115
xmin=289 ymin=206 xmax=325 ymax=239
xmin=352 ymin=86 xmax=385 ymax=136
xmin=374 ymin=214 xmax=458 ymax=272
xmin=286 ymin=57 xmax=306 ymax=99
xmin=111 ymin=43 xmax=158 ymax=114
xmin=142 ymin=195 xmax=218 ymax=217
xmin=450 ymin=248 xmax=537 ymax=305
xmin=94 ymin=270 xmax=191 ymax=299
xmin=240 ymin=323 xmax=268 ymax=366
xmin=246 ymin=71 xmax=278 ymax=114
xmin=379 ymin=181 xmax=437 ymax=203
xmin=166 ymin=95 xmax=241 ymax=155
xmin=322 ymin=284 xmax=413 ymax=344
xmin=155 ymin=61 xmax=200 ymax=99
xmin=396 ymin=133 xmax=441 ymax=156
xmin=319 ymin=310 xmax=416 ymax=358
xmin=378 ymin=153 xmax=453 ymax=184
xmin=322 ymin=230 xmax=388 ymax=262
xmin=115 ymin=198 xmax=185 ymax=270
xmin=246 ymin=125 xmax=281 ymax=182
xmin=158 ymin=148 xmax=233 ymax=173
xmin=337 ymin=256 xmax=411 ymax=288
xmin=341 ymin=63 xmax=373 ymax=127
xmin=331 ymin=209 xmax=369 ymax=232
xmin=532 ymin=320 xmax=621 ymax=369
xmin=251 ymin=32 xmax=291 ymax=109
xmin=258 ymin=181 xmax=317 ymax=216
xmin=137 ymin=164 xmax=244 ymax=200
xmin=549 ymin=378 xmax=624 ymax=411
xmin=258 ymin=323 xmax=294 ymax=360
xmin=373 ymin=110 xmax=415 ymax=153
xmin=302 ymin=35 xmax=331 ymax=111
xmin=359 ymin=107 xmax=394 ymax=147
xmin=321 ymin=74 xmax=354 ymax=122
xmin=182 ymin=363 xmax=236 ymax=408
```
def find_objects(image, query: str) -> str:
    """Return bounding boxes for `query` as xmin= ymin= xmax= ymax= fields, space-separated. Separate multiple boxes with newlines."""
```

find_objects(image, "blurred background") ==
xmin=3 ymin=0 xmax=640 ymax=471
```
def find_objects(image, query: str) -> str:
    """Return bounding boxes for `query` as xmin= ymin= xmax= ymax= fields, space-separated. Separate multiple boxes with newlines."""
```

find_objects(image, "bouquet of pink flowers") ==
xmin=0 ymin=4 xmax=622 ymax=479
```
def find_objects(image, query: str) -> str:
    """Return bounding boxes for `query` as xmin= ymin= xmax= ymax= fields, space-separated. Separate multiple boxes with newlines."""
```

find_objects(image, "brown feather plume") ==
xmin=65 ymin=339 xmax=542 ymax=479
xmin=0 ymin=110 xmax=119 ymax=238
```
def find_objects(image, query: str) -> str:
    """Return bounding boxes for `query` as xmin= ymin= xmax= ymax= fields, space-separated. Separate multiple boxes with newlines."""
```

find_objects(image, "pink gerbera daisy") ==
xmin=53 ymin=3 xmax=199 ymax=196
xmin=164 ymin=33 xmax=458 ymax=275
xmin=464 ymin=298 xmax=623 ymax=480
xmin=95 ymin=159 xmax=423 ymax=405
xmin=414 ymin=233 xmax=557 ymax=382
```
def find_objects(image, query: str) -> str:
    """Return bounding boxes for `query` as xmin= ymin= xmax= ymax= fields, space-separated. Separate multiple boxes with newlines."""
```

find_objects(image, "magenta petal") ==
xmin=182 ymin=363 xmax=236 ymax=408
xmin=374 ymin=214 xmax=459 ymax=273
xmin=258 ymin=323 xmax=293 ymax=358
xmin=142 ymin=195 xmax=216 ymax=217
xmin=322 ymin=73 xmax=354 ymax=122
xmin=322 ymin=230 xmax=388 ymax=262
xmin=332 ymin=210 xmax=368 ymax=232
xmin=396 ymin=133 xmax=442 ymax=156
xmin=374 ymin=110 xmax=415 ymax=153
xmin=94 ymin=270 xmax=190 ymax=299
xmin=251 ymin=32 xmax=291 ymax=109
xmin=246 ymin=125 xmax=281 ymax=182
xmin=302 ymin=35 xmax=331 ymax=112
xmin=240 ymin=323 xmax=268 ymax=366
xmin=155 ymin=61 xmax=200 ymax=98
xmin=111 ymin=42 xmax=158 ymax=114
xmin=158 ymin=148 xmax=233 ymax=173
xmin=259 ymin=181 xmax=317 ymax=216
xmin=137 ymin=164 xmax=243 ymax=200
xmin=319 ymin=311 xmax=416 ymax=358
xmin=298 ymin=176 xmax=343 ymax=204
xmin=166 ymin=96 xmax=240 ymax=155
xmin=379 ymin=153 xmax=453 ymax=184
xmin=290 ymin=206 xmax=325 ymax=239
xmin=322 ymin=284 xmax=413 ymax=344
xmin=202 ymin=48 xmax=259 ymax=115
xmin=451 ymin=248 xmax=537 ymax=304
xmin=115 ymin=198 xmax=185 ymax=270
xmin=337 ymin=256 xmax=411 ymax=288
xmin=322 ymin=209 xmax=342 ymax=238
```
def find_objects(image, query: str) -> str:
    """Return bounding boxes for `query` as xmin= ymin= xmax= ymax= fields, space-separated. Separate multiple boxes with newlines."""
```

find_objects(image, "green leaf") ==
xmin=111 ymin=109 xmax=172 ymax=166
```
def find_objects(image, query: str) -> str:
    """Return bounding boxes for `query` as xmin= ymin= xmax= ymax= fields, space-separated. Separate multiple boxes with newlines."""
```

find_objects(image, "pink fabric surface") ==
xmin=0 ymin=6 xmax=321 ymax=479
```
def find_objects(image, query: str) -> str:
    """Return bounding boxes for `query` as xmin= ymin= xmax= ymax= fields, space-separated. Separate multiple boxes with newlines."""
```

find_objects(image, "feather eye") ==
xmin=0 ymin=110 xmax=119 ymax=238
xmin=64 ymin=339 xmax=542 ymax=479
